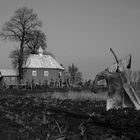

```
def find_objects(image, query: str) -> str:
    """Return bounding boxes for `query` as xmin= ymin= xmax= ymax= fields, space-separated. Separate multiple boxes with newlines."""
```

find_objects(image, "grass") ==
xmin=0 ymin=90 xmax=107 ymax=103
xmin=51 ymin=91 xmax=107 ymax=101
xmin=50 ymin=89 xmax=140 ymax=102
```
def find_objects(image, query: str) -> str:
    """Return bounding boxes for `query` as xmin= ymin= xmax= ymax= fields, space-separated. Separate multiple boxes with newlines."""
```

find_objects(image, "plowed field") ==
xmin=0 ymin=93 xmax=139 ymax=140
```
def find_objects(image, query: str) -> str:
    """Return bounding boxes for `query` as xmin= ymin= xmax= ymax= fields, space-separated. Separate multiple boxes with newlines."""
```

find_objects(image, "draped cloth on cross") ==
xmin=94 ymin=53 xmax=140 ymax=110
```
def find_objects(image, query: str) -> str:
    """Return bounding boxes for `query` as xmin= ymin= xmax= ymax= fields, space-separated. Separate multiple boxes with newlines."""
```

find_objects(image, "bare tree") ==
xmin=9 ymin=47 xmax=30 ymax=69
xmin=0 ymin=7 xmax=43 ymax=83
xmin=68 ymin=63 xmax=82 ymax=86
xmin=25 ymin=30 xmax=47 ymax=54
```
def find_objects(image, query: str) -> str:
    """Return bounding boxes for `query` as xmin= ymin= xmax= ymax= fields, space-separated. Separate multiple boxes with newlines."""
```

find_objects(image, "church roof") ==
xmin=24 ymin=54 xmax=64 ymax=70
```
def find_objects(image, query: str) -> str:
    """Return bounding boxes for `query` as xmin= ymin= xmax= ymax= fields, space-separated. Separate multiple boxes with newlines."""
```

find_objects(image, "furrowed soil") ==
xmin=0 ymin=94 xmax=139 ymax=140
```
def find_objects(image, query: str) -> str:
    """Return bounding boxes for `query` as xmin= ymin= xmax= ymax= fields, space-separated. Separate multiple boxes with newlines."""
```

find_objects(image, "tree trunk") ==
xmin=18 ymin=40 xmax=24 ymax=84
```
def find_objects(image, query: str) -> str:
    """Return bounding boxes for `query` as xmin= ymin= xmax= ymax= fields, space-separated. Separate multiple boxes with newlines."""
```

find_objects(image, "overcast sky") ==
xmin=0 ymin=0 xmax=140 ymax=79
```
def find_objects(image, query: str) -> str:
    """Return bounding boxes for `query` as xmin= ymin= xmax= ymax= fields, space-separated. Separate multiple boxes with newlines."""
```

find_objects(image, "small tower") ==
xmin=37 ymin=47 xmax=44 ymax=56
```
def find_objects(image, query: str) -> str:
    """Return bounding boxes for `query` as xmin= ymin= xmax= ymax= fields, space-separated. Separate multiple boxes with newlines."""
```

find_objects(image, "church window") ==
xmin=32 ymin=71 xmax=37 ymax=76
xmin=44 ymin=71 xmax=49 ymax=76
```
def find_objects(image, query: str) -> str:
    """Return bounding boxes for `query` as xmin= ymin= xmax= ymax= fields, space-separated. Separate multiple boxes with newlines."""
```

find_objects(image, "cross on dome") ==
xmin=37 ymin=47 xmax=44 ymax=56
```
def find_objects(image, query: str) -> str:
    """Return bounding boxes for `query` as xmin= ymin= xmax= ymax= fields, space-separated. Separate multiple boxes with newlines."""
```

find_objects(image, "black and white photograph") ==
xmin=0 ymin=0 xmax=140 ymax=139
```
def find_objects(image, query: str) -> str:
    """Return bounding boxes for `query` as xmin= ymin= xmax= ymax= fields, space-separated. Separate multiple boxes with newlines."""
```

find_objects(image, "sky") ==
xmin=0 ymin=0 xmax=140 ymax=79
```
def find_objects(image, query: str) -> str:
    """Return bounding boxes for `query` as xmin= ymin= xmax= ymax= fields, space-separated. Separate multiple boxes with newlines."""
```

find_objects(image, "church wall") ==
xmin=23 ymin=68 xmax=65 ymax=86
